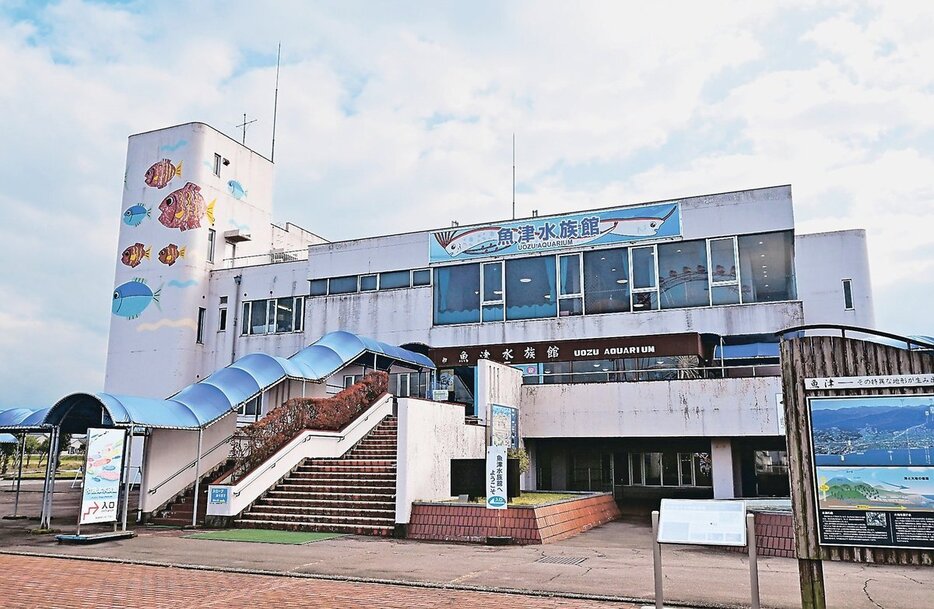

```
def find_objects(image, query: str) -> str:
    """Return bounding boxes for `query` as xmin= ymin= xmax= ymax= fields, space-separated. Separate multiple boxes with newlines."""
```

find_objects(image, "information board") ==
xmin=808 ymin=394 xmax=934 ymax=549
xmin=657 ymin=499 xmax=747 ymax=546
xmin=490 ymin=404 xmax=518 ymax=449
xmin=80 ymin=428 xmax=126 ymax=525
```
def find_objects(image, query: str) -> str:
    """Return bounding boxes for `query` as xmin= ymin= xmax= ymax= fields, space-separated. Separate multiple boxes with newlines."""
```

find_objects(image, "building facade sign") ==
xmin=80 ymin=428 xmax=126 ymax=525
xmin=804 ymin=374 xmax=934 ymax=391
xmin=430 ymin=333 xmax=702 ymax=367
xmin=429 ymin=201 xmax=681 ymax=264
xmin=808 ymin=395 xmax=934 ymax=549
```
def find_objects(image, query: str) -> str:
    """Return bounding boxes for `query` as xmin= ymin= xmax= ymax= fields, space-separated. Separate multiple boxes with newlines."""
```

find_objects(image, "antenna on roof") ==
xmin=512 ymin=133 xmax=516 ymax=220
xmin=236 ymin=113 xmax=257 ymax=146
xmin=271 ymin=43 xmax=281 ymax=162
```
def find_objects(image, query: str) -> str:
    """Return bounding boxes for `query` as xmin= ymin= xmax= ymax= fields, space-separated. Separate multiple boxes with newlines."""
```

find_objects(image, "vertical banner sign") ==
xmin=486 ymin=446 xmax=507 ymax=509
xmin=80 ymin=428 xmax=127 ymax=525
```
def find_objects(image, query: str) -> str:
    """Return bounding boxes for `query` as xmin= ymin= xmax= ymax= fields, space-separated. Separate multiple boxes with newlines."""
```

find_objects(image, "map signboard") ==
xmin=808 ymin=394 xmax=934 ymax=549
xmin=80 ymin=428 xmax=126 ymax=525
xmin=490 ymin=404 xmax=518 ymax=449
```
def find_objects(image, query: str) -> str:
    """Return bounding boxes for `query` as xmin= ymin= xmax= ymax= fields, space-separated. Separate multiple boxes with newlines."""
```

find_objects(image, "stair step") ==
xmin=247 ymin=506 xmax=394 ymax=519
xmin=236 ymin=519 xmax=394 ymax=535
xmin=240 ymin=512 xmax=394 ymax=524
xmin=265 ymin=490 xmax=395 ymax=500
xmin=258 ymin=498 xmax=395 ymax=509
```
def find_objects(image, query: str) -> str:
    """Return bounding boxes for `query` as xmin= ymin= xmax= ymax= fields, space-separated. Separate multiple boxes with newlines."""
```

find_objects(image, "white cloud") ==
xmin=0 ymin=0 xmax=932 ymax=408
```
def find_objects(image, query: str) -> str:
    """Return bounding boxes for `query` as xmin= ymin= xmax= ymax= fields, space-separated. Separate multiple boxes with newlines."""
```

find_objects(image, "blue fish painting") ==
xmin=227 ymin=180 xmax=247 ymax=200
xmin=112 ymin=278 xmax=161 ymax=319
xmin=123 ymin=204 xmax=150 ymax=227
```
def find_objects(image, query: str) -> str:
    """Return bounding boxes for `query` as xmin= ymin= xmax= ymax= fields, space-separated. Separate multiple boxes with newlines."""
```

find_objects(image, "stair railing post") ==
xmin=191 ymin=428 xmax=204 ymax=528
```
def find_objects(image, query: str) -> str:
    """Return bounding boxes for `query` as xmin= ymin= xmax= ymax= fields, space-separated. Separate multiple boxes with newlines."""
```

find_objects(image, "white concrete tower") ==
xmin=104 ymin=123 xmax=276 ymax=397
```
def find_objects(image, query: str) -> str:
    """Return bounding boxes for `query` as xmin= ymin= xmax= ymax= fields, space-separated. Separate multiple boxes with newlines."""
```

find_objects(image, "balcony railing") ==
xmin=221 ymin=248 xmax=309 ymax=269
xmin=522 ymin=363 xmax=781 ymax=385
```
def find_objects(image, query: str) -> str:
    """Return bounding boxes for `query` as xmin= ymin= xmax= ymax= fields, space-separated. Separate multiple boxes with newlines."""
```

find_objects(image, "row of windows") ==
xmin=241 ymin=297 xmax=305 ymax=335
xmin=433 ymin=231 xmax=796 ymax=325
xmin=619 ymin=451 xmax=713 ymax=487
xmin=310 ymin=268 xmax=431 ymax=296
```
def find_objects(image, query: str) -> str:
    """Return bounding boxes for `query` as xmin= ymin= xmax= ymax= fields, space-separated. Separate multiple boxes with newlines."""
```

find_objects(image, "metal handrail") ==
xmin=778 ymin=324 xmax=934 ymax=351
xmin=221 ymin=248 xmax=309 ymax=269
xmin=521 ymin=363 xmax=781 ymax=385
xmin=231 ymin=394 xmax=392 ymax=497
xmin=147 ymin=433 xmax=235 ymax=495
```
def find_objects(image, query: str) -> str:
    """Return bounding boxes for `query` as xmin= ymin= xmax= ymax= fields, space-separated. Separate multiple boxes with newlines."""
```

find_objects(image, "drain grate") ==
xmin=535 ymin=555 xmax=587 ymax=566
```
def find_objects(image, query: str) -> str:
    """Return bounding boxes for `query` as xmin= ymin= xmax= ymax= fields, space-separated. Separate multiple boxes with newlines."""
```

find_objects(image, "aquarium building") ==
xmin=103 ymin=122 xmax=876 ymax=504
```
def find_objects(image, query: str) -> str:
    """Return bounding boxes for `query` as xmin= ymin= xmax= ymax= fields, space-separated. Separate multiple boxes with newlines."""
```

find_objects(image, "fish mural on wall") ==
xmin=158 ymin=182 xmax=216 ymax=231
xmin=123 ymin=204 xmax=151 ymax=227
xmin=158 ymin=243 xmax=186 ymax=266
xmin=120 ymin=243 xmax=151 ymax=268
xmin=227 ymin=180 xmax=247 ymax=200
xmin=144 ymin=158 xmax=183 ymax=189
xmin=112 ymin=278 xmax=161 ymax=320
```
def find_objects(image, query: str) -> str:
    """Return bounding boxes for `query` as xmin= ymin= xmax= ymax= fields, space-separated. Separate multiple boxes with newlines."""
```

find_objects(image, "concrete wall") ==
xmin=795 ymin=229 xmax=875 ymax=328
xmin=395 ymin=398 xmax=486 ymax=524
xmin=140 ymin=411 xmax=237 ymax=514
xmin=106 ymin=123 xmax=276 ymax=397
xmin=521 ymin=376 xmax=785 ymax=438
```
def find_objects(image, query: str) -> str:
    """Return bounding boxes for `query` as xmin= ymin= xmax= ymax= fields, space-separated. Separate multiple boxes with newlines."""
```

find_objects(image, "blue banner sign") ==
xmin=429 ymin=201 xmax=681 ymax=264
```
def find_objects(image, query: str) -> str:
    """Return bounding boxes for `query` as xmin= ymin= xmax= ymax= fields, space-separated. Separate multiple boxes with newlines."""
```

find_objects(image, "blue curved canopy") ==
xmin=0 ymin=331 xmax=434 ymax=432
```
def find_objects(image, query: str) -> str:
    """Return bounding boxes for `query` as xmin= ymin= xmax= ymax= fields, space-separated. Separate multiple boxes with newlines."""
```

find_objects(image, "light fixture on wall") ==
xmin=519 ymin=277 xmax=532 ymax=283
xmin=616 ymin=279 xmax=628 ymax=284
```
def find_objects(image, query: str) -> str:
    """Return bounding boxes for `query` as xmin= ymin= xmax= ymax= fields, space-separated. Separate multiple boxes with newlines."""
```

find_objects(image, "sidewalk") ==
xmin=2 ymin=484 xmax=931 ymax=608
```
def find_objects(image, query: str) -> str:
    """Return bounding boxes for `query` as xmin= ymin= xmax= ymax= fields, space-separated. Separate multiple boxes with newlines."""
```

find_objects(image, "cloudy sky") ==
xmin=1 ymin=1 xmax=932 ymax=409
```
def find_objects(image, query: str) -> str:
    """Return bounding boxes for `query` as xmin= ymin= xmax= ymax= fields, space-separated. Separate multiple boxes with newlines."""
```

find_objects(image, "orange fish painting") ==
xmin=158 ymin=244 xmax=186 ymax=266
xmin=158 ymin=182 xmax=216 ymax=231
xmin=144 ymin=158 xmax=182 ymax=188
xmin=120 ymin=243 xmax=151 ymax=268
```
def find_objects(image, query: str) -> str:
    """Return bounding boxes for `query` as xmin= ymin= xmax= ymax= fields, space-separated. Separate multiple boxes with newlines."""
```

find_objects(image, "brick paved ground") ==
xmin=0 ymin=554 xmax=637 ymax=609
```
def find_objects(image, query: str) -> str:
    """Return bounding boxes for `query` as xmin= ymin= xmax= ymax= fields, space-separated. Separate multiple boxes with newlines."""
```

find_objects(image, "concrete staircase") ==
xmin=235 ymin=415 xmax=398 ymax=536
xmin=149 ymin=459 xmax=234 ymax=527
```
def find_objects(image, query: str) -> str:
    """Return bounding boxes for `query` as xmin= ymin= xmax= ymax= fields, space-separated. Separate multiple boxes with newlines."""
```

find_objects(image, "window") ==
xmin=238 ymin=395 xmax=261 ymax=417
xmin=843 ymin=279 xmax=854 ymax=310
xmin=481 ymin=262 xmax=504 ymax=322
xmin=629 ymin=246 xmax=657 ymax=311
xmin=709 ymin=237 xmax=740 ymax=305
xmin=658 ymin=240 xmax=708 ymax=309
xmin=738 ymin=231 xmax=796 ymax=303
xmin=196 ymin=307 xmax=206 ymax=344
xmin=412 ymin=269 xmax=431 ymax=286
xmin=558 ymin=254 xmax=582 ymax=317
xmin=309 ymin=279 xmax=327 ymax=296
xmin=624 ymin=451 xmax=712 ymax=487
xmin=240 ymin=297 xmax=302 ymax=335
xmin=328 ymin=276 xmax=358 ymax=294
xmin=218 ymin=307 xmax=227 ymax=331
xmin=360 ymin=274 xmax=378 ymax=291
xmin=207 ymin=229 xmax=216 ymax=264
xmin=434 ymin=264 xmax=480 ymax=324
xmin=584 ymin=248 xmax=630 ymax=314
xmin=505 ymin=256 xmax=556 ymax=320
xmin=213 ymin=153 xmax=222 ymax=177
xmin=379 ymin=270 xmax=410 ymax=290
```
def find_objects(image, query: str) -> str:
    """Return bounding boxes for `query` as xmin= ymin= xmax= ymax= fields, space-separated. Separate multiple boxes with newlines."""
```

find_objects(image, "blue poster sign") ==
xmin=209 ymin=487 xmax=230 ymax=505
xmin=429 ymin=201 xmax=681 ymax=264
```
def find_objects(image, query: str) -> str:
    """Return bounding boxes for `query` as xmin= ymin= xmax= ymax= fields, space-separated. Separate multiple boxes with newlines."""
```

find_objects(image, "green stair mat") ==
xmin=185 ymin=529 xmax=344 ymax=545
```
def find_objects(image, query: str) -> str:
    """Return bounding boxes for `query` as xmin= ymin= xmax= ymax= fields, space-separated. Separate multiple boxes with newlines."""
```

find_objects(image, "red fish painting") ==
xmin=120 ymin=243 xmax=151 ymax=268
xmin=158 ymin=182 xmax=216 ymax=231
xmin=158 ymin=244 xmax=186 ymax=266
xmin=144 ymin=158 xmax=183 ymax=189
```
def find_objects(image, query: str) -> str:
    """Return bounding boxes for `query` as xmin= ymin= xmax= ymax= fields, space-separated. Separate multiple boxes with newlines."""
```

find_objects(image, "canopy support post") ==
xmin=121 ymin=427 xmax=134 ymax=531
xmin=11 ymin=432 xmax=26 ymax=517
xmin=191 ymin=428 xmax=204 ymax=528
xmin=40 ymin=427 xmax=60 ymax=529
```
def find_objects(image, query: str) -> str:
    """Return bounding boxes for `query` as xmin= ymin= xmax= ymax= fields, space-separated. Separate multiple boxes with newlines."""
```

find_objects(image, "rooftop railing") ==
xmin=221 ymin=248 xmax=309 ymax=269
xmin=521 ymin=363 xmax=781 ymax=385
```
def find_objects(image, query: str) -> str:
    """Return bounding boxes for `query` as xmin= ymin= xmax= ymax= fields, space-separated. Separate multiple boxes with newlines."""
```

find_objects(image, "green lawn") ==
xmin=185 ymin=529 xmax=344 ymax=545
xmin=468 ymin=492 xmax=580 ymax=506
